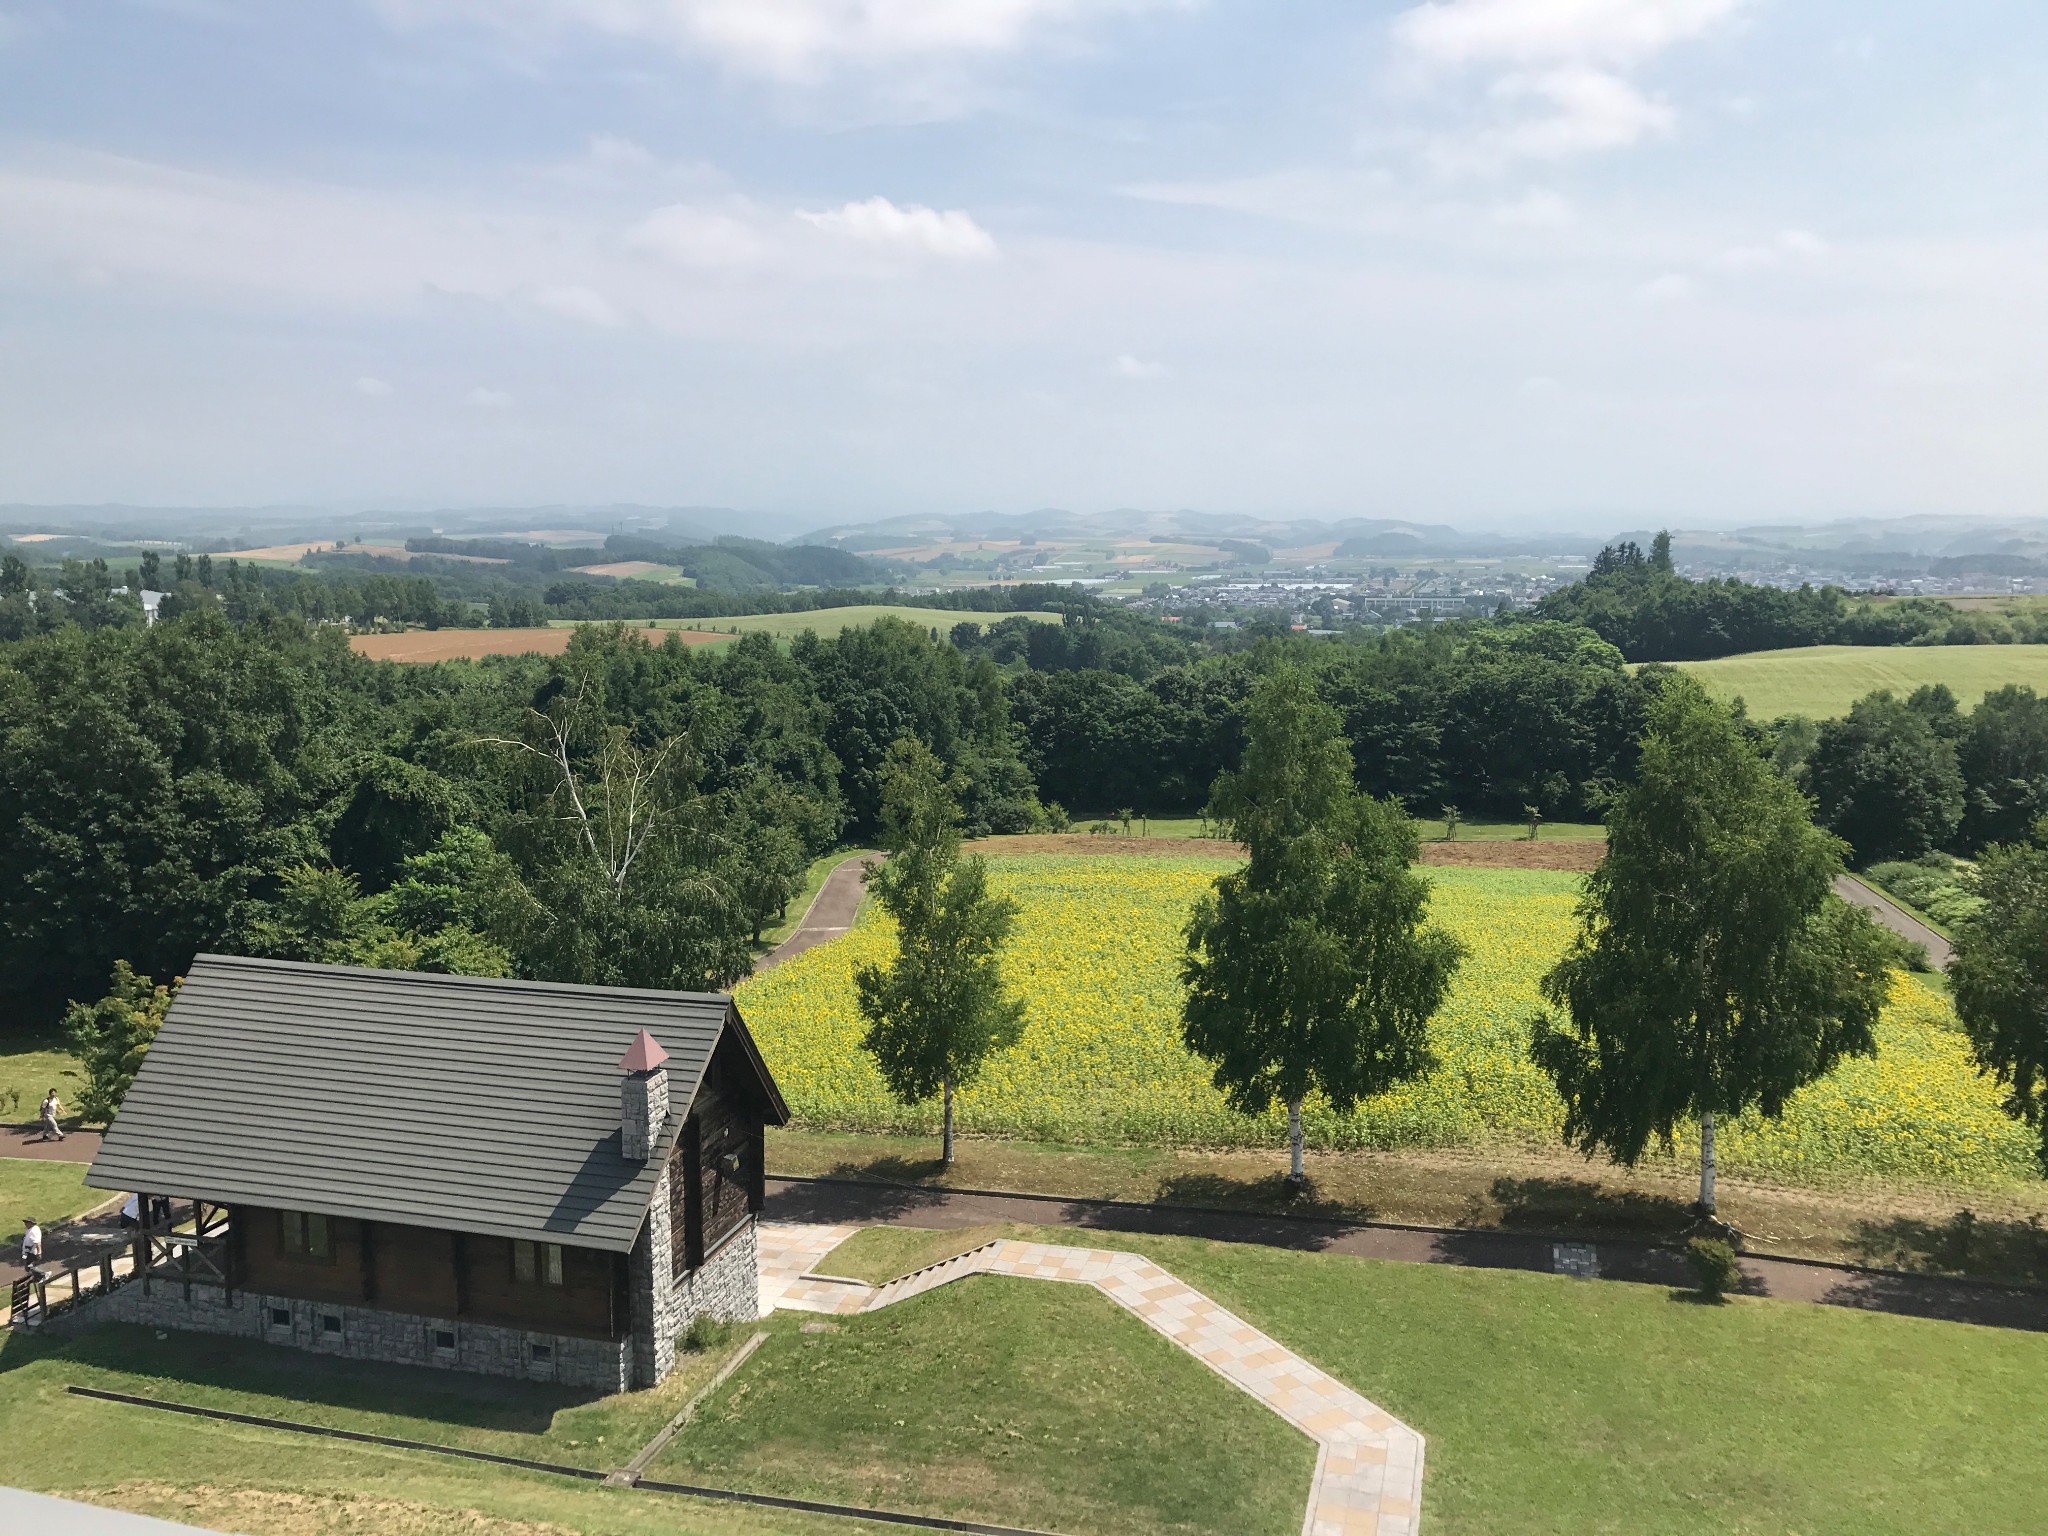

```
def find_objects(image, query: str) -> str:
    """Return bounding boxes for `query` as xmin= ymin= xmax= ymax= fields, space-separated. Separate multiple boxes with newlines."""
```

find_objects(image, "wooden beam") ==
xmin=360 ymin=1219 xmax=378 ymax=1304
xmin=451 ymin=1231 xmax=468 ymax=1316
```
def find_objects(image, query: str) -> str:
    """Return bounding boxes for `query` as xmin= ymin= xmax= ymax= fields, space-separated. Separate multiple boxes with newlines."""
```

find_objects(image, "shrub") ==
xmin=678 ymin=1314 xmax=735 ymax=1354
xmin=1686 ymin=1236 xmax=1742 ymax=1297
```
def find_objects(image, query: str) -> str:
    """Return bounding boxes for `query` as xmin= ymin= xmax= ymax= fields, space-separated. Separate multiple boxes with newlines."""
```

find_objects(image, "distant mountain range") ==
xmin=7 ymin=503 xmax=2047 ymax=576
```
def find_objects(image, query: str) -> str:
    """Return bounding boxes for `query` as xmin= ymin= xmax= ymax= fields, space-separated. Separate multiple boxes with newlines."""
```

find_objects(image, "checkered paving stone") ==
xmin=755 ymin=1224 xmax=1425 ymax=1536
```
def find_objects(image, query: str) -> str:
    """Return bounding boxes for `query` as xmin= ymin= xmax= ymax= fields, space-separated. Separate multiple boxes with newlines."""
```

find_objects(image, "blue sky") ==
xmin=1 ymin=1 xmax=2044 ymax=527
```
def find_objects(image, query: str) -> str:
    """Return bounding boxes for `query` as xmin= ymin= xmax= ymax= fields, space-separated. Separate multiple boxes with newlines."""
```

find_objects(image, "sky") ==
xmin=1 ymin=1 xmax=2045 ymax=528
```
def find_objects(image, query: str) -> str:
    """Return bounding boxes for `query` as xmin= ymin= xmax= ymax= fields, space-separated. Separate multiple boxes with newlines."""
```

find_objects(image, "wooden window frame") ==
xmin=511 ymin=1238 xmax=564 ymax=1288
xmin=280 ymin=1209 xmax=333 ymax=1263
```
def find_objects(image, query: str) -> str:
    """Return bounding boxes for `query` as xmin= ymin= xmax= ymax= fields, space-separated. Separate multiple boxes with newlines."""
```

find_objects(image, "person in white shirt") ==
xmin=38 ymin=1089 xmax=64 ymax=1143
xmin=20 ymin=1217 xmax=42 ymax=1276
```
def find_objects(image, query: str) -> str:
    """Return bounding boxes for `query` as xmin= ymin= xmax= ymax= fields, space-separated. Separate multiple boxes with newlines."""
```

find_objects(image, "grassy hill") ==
xmin=1665 ymin=644 xmax=2048 ymax=719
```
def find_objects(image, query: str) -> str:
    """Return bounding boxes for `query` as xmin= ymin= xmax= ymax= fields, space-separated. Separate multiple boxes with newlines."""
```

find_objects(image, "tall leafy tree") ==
xmin=1181 ymin=667 xmax=1464 ymax=1185
xmin=854 ymin=738 xmax=1024 ymax=1165
xmin=64 ymin=961 xmax=180 ymax=1123
xmin=1531 ymin=679 xmax=1895 ymax=1216
xmin=1803 ymin=689 xmax=1964 ymax=862
xmin=1949 ymin=822 xmax=2048 ymax=1169
xmin=1958 ymin=686 xmax=2048 ymax=851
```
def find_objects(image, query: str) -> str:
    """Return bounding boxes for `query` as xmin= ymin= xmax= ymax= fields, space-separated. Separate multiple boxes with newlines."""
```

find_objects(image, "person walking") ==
xmin=20 ymin=1216 xmax=43 ymax=1278
xmin=37 ymin=1088 xmax=64 ymax=1143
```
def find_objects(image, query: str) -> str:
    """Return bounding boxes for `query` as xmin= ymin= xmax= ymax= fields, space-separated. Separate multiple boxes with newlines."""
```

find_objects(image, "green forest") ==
xmin=5 ymin=537 xmax=2047 ymax=1029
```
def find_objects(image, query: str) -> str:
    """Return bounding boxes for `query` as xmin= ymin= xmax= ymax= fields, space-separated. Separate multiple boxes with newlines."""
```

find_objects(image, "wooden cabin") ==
xmin=81 ymin=955 xmax=788 ymax=1390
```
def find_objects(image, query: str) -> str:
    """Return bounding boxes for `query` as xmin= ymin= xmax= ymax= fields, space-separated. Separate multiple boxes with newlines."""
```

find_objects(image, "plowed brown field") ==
xmin=349 ymin=627 xmax=724 ymax=662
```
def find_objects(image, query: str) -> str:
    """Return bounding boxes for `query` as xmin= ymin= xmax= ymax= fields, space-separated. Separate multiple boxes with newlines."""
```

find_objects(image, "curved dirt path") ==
xmin=757 ymin=854 xmax=874 ymax=971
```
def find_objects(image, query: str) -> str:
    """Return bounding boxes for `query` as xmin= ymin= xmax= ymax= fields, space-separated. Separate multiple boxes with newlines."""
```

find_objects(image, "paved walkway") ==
xmin=757 ymin=855 xmax=874 ymax=971
xmin=758 ymin=1222 xmax=1423 ymax=1536
xmin=1836 ymin=874 xmax=1952 ymax=969
xmin=2 ymin=1123 xmax=101 ymax=1162
xmin=765 ymin=1176 xmax=2048 ymax=1333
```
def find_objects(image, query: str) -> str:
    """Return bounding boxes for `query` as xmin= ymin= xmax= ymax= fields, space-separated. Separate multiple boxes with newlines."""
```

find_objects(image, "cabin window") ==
xmin=269 ymin=1306 xmax=291 ymax=1329
xmin=512 ymin=1239 xmax=564 ymax=1287
xmin=433 ymin=1328 xmax=457 ymax=1352
xmin=281 ymin=1209 xmax=331 ymax=1260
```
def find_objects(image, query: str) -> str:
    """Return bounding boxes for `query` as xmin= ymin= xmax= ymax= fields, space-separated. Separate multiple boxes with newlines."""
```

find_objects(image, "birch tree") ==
xmin=1530 ymin=678 xmax=1894 ymax=1217
xmin=1181 ymin=667 xmax=1463 ymax=1186
xmin=855 ymin=738 xmax=1023 ymax=1165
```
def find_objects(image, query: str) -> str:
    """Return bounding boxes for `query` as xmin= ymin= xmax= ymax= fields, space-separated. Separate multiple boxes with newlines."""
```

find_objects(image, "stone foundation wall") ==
xmin=628 ymin=1190 xmax=760 ymax=1389
xmin=36 ymin=1276 xmax=631 ymax=1393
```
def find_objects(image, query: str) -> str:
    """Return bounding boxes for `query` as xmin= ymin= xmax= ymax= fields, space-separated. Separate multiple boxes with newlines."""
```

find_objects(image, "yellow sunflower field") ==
xmin=735 ymin=855 xmax=2039 ymax=1188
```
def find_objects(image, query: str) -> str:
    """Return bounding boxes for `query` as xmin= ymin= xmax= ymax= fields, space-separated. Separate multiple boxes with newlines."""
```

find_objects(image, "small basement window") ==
xmin=321 ymin=1313 xmax=343 ymax=1335
xmin=281 ymin=1209 xmax=332 ymax=1260
xmin=269 ymin=1306 xmax=291 ymax=1329
xmin=433 ymin=1329 xmax=457 ymax=1352
xmin=528 ymin=1342 xmax=553 ymax=1364
xmin=511 ymin=1239 xmax=564 ymax=1287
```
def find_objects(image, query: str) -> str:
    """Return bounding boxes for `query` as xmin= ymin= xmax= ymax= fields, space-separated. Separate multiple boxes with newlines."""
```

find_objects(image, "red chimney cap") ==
xmin=618 ymin=1029 xmax=669 ymax=1073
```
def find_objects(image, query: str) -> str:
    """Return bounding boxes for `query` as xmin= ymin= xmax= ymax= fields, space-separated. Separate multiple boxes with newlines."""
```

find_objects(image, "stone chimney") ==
xmin=617 ymin=1029 xmax=670 ymax=1162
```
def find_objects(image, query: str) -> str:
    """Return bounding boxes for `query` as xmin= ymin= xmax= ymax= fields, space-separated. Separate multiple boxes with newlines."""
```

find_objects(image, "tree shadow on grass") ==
xmin=1849 ymin=1210 xmax=2048 ymax=1288
xmin=1149 ymin=1171 xmax=1373 ymax=1226
xmin=1486 ymin=1176 xmax=1697 ymax=1241
xmin=12 ymin=1323 xmax=595 ymax=1433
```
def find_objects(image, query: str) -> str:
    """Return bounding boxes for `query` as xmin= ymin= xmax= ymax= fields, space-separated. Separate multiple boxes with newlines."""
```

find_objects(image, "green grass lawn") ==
xmin=1669 ymin=644 xmax=2048 ymax=719
xmin=0 ymin=1324 xmax=844 ymax=1536
xmin=0 ymin=1021 xmax=81 ymax=1127
xmin=813 ymin=1223 xmax=1030 ymax=1286
xmin=653 ymin=1276 xmax=1311 ymax=1536
xmin=1 ymin=1158 xmax=100 ymax=1229
xmin=9 ymin=1230 xmax=2043 ymax=1536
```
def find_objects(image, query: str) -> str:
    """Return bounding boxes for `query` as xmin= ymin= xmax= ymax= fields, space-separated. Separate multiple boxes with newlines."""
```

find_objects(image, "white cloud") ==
xmin=1112 ymin=353 xmax=1166 ymax=379
xmin=355 ymin=375 xmax=393 ymax=396
xmin=796 ymin=196 xmax=997 ymax=258
xmin=1393 ymin=0 xmax=1743 ymax=71
xmin=531 ymin=282 xmax=625 ymax=326
xmin=626 ymin=202 xmax=774 ymax=268
xmin=1720 ymin=228 xmax=1828 ymax=272
xmin=1634 ymin=271 xmax=1695 ymax=304
xmin=373 ymin=0 xmax=1152 ymax=81
xmin=1492 ymin=187 xmax=1574 ymax=228
xmin=467 ymin=386 xmax=514 ymax=408
xmin=1483 ymin=68 xmax=1673 ymax=159
xmin=1392 ymin=0 xmax=1744 ymax=165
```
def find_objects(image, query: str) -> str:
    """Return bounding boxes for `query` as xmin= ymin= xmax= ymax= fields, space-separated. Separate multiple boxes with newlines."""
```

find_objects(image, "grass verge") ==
xmin=812 ymin=1223 xmax=1031 ymax=1286
xmin=767 ymin=1127 xmax=2048 ymax=1286
xmin=655 ymin=1276 xmax=1311 ymax=1536
xmin=1 ymin=1159 xmax=99 ymax=1230
xmin=8 ymin=1227 xmax=2046 ymax=1535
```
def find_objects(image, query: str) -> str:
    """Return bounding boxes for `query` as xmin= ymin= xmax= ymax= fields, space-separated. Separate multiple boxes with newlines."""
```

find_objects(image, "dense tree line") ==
xmin=0 ymin=611 xmax=1039 ymax=1011
xmin=1012 ymin=622 xmax=1649 ymax=820
xmin=1531 ymin=534 xmax=2048 ymax=661
xmin=1772 ymin=682 xmax=2048 ymax=864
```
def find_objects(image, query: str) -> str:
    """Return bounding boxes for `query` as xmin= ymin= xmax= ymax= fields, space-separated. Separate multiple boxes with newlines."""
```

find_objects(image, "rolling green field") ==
xmin=735 ymin=855 xmax=2037 ymax=1187
xmin=6 ymin=1232 xmax=2042 ymax=1536
xmin=1669 ymin=644 xmax=2048 ymax=719
xmin=563 ymin=605 xmax=1064 ymax=642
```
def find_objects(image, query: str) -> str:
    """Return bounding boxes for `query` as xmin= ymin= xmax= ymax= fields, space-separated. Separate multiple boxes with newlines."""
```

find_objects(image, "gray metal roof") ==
xmin=85 ymin=954 xmax=784 ymax=1253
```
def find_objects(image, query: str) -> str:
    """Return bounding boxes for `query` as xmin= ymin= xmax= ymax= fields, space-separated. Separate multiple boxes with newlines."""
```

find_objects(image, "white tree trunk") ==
xmin=1697 ymin=1109 xmax=1717 ymax=1216
xmin=942 ymin=1075 xmax=955 ymax=1167
xmin=1287 ymin=1099 xmax=1305 ymax=1184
